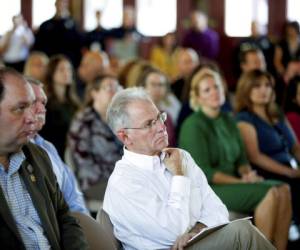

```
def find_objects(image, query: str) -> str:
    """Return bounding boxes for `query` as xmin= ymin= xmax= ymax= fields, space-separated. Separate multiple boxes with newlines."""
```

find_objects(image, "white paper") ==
xmin=187 ymin=216 xmax=253 ymax=245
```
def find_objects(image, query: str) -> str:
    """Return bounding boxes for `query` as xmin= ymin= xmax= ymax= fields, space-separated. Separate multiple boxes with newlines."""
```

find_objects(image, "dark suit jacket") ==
xmin=0 ymin=143 xmax=88 ymax=250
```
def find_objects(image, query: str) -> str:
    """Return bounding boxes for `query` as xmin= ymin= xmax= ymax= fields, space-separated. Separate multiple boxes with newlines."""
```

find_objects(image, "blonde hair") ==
xmin=23 ymin=51 xmax=49 ymax=81
xmin=189 ymin=68 xmax=224 ymax=111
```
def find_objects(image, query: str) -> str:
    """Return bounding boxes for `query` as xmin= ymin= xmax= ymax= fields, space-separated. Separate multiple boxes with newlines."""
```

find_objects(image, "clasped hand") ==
xmin=163 ymin=148 xmax=184 ymax=176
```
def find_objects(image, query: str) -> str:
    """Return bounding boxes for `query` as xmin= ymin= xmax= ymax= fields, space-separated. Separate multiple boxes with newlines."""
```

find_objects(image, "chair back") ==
xmin=96 ymin=209 xmax=122 ymax=249
xmin=71 ymin=211 xmax=121 ymax=250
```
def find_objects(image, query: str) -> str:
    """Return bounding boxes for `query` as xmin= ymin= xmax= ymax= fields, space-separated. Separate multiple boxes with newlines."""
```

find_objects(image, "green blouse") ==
xmin=179 ymin=109 xmax=281 ymax=213
xmin=179 ymin=109 xmax=248 ymax=183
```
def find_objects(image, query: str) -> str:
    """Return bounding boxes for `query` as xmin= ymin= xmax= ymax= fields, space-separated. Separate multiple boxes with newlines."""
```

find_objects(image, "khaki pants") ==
xmin=186 ymin=220 xmax=275 ymax=250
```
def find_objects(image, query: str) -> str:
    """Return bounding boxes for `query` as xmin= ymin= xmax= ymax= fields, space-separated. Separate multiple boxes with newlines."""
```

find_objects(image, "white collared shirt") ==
xmin=103 ymin=148 xmax=229 ymax=250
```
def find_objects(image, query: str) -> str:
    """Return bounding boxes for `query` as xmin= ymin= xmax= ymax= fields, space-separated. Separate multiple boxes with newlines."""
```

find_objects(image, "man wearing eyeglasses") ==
xmin=102 ymin=87 xmax=275 ymax=250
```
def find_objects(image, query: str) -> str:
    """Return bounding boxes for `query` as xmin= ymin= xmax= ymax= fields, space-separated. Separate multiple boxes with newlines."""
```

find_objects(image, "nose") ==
xmin=155 ymin=118 xmax=166 ymax=131
xmin=24 ymin=106 xmax=36 ymax=125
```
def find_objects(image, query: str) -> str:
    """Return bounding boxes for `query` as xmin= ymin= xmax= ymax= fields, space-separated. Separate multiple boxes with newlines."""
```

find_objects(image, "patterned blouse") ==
xmin=68 ymin=107 xmax=123 ymax=191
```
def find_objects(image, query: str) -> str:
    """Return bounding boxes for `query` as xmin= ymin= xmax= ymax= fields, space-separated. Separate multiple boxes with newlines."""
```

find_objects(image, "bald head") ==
xmin=78 ymin=51 xmax=109 ymax=83
xmin=190 ymin=11 xmax=208 ymax=32
xmin=177 ymin=48 xmax=199 ymax=77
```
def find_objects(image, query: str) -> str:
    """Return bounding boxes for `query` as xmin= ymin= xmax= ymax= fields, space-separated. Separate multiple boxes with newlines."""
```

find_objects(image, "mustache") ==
xmin=35 ymin=114 xmax=45 ymax=122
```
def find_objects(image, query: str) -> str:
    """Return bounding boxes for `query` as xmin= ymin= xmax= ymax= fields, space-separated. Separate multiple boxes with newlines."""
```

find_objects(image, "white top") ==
xmin=1 ymin=25 xmax=34 ymax=63
xmin=103 ymin=148 xmax=229 ymax=250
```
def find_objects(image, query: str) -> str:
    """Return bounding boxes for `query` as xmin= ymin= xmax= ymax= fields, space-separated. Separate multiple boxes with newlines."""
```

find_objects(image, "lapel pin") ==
xmin=30 ymin=174 xmax=36 ymax=182
xmin=26 ymin=165 xmax=36 ymax=182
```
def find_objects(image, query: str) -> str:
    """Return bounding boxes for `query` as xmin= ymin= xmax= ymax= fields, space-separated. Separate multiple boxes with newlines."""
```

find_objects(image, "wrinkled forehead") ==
xmin=126 ymin=100 xmax=158 ymax=121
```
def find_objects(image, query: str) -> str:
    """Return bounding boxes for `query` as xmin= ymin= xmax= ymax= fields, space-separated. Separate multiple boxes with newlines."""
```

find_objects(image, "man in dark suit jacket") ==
xmin=0 ymin=67 xmax=88 ymax=249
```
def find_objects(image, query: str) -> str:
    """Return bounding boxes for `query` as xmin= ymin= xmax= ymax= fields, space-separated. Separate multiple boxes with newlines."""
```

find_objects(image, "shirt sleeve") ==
xmin=182 ymin=151 xmax=229 ymax=227
xmin=60 ymin=163 xmax=89 ymax=214
xmin=103 ymin=169 xmax=192 ymax=249
xmin=45 ymin=140 xmax=89 ymax=215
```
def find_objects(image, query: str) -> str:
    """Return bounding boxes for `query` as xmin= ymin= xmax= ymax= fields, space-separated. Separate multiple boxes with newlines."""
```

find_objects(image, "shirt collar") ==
xmin=31 ymin=134 xmax=43 ymax=145
xmin=0 ymin=151 xmax=25 ymax=175
xmin=123 ymin=147 xmax=167 ymax=171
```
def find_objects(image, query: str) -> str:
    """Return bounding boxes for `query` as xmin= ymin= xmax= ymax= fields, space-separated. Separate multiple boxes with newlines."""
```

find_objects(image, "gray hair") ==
xmin=24 ymin=76 xmax=44 ymax=87
xmin=106 ymin=87 xmax=153 ymax=133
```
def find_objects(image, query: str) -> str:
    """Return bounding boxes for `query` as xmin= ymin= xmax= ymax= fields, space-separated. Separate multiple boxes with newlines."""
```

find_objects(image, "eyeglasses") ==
xmin=123 ymin=111 xmax=167 ymax=130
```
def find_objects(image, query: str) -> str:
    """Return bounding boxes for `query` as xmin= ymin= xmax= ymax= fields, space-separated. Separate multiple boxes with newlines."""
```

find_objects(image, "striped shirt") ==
xmin=0 ymin=151 xmax=50 ymax=250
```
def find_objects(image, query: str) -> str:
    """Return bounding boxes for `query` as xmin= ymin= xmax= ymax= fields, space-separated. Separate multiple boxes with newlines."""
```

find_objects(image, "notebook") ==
xmin=186 ymin=216 xmax=253 ymax=247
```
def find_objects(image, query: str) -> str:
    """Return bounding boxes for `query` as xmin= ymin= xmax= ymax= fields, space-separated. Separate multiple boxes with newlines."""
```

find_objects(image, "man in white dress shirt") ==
xmin=103 ymin=87 xmax=275 ymax=250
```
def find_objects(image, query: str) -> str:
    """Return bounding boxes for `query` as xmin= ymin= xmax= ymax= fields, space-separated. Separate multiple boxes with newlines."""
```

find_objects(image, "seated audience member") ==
xmin=235 ymin=69 xmax=300 ymax=233
xmin=68 ymin=75 xmax=123 ymax=201
xmin=239 ymin=47 xmax=266 ymax=74
xmin=102 ymin=87 xmax=275 ymax=250
xmin=276 ymin=59 xmax=300 ymax=105
xmin=284 ymin=76 xmax=300 ymax=141
xmin=283 ymin=59 xmax=300 ymax=84
xmin=27 ymin=77 xmax=88 ymax=214
xmin=124 ymin=59 xmax=152 ymax=88
xmin=23 ymin=51 xmax=49 ymax=82
xmin=40 ymin=54 xmax=80 ymax=158
xmin=137 ymin=67 xmax=176 ymax=146
xmin=273 ymin=21 xmax=300 ymax=77
xmin=236 ymin=21 xmax=274 ymax=74
xmin=0 ymin=67 xmax=88 ymax=249
xmin=178 ymin=68 xmax=290 ymax=249
xmin=132 ymin=63 xmax=181 ymax=125
xmin=117 ymin=58 xmax=139 ymax=87
xmin=150 ymin=32 xmax=180 ymax=80
xmin=171 ymin=48 xmax=199 ymax=102
xmin=176 ymin=62 xmax=232 ymax=138
xmin=77 ymin=50 xmax=110 ymax=100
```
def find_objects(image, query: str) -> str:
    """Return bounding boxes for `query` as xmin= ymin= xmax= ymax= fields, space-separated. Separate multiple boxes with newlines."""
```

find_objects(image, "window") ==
xmin=287 ymin=0 xmax=300 ymax=24
xmin=84 ymin=0 xmax=123 ymax=31
xmin=0 ymin=0 xmax=21 ymax=35
xmin=225 ymin=0 xmax=268 ymax=37
xmin=136 ymin=0 xmax=177 ymax=36
xmin=32 ymin=0 xmax=56 ymax=29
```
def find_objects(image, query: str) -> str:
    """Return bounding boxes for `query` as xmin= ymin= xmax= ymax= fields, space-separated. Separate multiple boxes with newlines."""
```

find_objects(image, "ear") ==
xmin=117 ymin=129 xmax=131 ymax=146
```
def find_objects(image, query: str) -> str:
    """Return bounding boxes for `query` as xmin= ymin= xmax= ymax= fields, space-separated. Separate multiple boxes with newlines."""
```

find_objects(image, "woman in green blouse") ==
xmin=179 ymin=68 xmax=290 ymax=250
